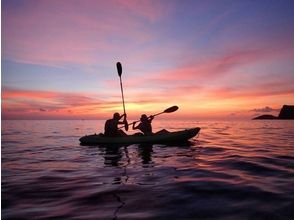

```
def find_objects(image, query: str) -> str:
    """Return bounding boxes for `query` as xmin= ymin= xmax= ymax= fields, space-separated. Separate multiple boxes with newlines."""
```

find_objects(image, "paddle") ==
xmin=119 ymin=106 xmax=179 ymax=129
xmin=116 ymin=62 xmax=129 ymax=131
xmin=151 ymin=105 xmax=178 ymax=118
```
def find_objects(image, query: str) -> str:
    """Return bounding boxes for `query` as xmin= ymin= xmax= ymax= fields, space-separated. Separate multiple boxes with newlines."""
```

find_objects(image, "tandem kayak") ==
xmin=79 ymin=127 xmax=200 ymax=145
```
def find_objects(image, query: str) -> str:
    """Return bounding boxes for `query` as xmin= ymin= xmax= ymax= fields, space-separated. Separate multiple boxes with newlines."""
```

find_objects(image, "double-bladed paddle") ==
xmin=152 ymin=105 xmax=178 ymax=117
xmin=119 ymin=106 xmax=179 ymax=129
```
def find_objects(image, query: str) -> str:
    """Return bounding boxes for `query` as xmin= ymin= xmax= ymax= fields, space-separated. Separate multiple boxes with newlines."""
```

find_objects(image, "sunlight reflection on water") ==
xmin=2 ymin=120 xmax=294 ymax=219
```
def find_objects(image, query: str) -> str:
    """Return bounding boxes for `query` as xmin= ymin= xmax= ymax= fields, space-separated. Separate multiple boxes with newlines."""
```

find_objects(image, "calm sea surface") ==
xmin=2 ymin=120 xmax=294 ymax=219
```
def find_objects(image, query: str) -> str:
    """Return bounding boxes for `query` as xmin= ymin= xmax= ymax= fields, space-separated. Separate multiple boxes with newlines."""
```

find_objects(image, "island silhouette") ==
xmin=253 ymin=105 xmax=294 ymax=120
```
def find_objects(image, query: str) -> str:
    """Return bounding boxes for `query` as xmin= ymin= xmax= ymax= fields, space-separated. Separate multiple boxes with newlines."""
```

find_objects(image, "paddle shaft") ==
xmin=119 ymin=111 xmax=165 ymax=128
xmin=132 ymin=111 xmax=163 ymax=124
xmin=152 ymin=111 xmax=165 ymax=117
xmin=119 ymin=76 xmax=126 ymax=115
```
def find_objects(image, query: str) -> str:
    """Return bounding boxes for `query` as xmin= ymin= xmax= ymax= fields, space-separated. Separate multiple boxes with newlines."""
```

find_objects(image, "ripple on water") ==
xmin=214 ymin=157 xmax=293 ymax=178
xmin=199 ymin=146 xmax=226 ymax=154
xmin=2 ymin=120 xmax=294 ymax=219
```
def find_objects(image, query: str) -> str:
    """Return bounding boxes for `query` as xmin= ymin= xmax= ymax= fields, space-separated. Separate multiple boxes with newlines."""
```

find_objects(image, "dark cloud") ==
xmin=250 ymin=106 xmax=279 ymax=113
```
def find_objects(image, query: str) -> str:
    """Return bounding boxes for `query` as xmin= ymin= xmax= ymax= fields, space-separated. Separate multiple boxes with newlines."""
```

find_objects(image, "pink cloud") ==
xmin=120 ymin=47 xmax=272 ymax=90
xmin=2 ymin=0 xmax=168 ymax=66
xmin=100 ymin=43 xmax=294 ymax=108
xmin=200 ymin=81 xmax=294 ymax=101
xmin=2 ymin=87 xmax=101 ymax=118
xmin=250 ymin=106 xmax=280 ymax=113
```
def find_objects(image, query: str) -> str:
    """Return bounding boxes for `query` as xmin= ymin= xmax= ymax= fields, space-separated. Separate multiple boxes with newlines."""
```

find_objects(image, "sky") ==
xmin=2 ymin=0 xmax=294 ymax=120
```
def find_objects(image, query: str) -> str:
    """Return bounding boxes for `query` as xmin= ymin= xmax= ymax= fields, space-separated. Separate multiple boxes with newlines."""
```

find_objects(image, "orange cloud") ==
xmin=2 ymin=87 xmax=101 ymax=119
xmin=1 ymin=87 xmax=172 ymax=119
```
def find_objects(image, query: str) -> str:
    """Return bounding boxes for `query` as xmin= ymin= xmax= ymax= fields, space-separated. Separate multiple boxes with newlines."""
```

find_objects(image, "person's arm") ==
xmin=132 ymin=122 xmax=139 ymax=130
xmin=117 ymin=114 xmax=127 ymax=124
xmin=119 ymin=113 xmax=126 ymax=120
xmin=148 ymin=115 xmax=154 ymax=123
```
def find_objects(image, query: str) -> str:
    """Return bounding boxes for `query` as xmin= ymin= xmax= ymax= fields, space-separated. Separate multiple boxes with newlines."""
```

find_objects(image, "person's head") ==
xmin=113 ymin=112 xmax=120 ymax=121
xmin=140 ymin=114 xmax=148 ymax=122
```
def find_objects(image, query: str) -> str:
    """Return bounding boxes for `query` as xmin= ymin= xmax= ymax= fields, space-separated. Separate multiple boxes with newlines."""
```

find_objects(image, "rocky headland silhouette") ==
xmin=253 ymin=105 xmax=294 ymax=120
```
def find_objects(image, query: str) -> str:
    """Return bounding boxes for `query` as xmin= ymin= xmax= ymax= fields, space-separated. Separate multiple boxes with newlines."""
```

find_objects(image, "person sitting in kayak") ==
xmin=104 ymin=112 xmax=128 ymax=137
xmin=132 ymin=114 xmax=154 ymax=135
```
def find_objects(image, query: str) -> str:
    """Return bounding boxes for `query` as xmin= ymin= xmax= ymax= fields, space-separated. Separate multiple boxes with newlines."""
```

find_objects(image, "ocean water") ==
xmin=2 ymin=119 xmax=294 ymax=220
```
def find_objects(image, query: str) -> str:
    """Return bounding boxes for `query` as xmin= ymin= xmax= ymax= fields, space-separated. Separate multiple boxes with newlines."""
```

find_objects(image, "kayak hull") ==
xmin=79 ymin=127 xmax=200 ymax=145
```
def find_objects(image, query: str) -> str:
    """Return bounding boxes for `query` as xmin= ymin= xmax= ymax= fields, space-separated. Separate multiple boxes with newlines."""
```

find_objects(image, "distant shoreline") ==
xmin=253 ymin=105 xmax=294 ymax=120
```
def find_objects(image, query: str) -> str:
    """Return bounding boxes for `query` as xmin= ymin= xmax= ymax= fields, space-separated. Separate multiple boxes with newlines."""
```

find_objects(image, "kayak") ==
xmin=79 ymin=127 xmax=200 ymax=145
xmin=80 ymin=127 xmax=200 ymax=145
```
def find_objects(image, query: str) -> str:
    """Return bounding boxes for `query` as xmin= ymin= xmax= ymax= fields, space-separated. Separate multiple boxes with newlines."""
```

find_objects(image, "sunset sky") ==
xmin=2 ymin=0 xmax=294 ymax=120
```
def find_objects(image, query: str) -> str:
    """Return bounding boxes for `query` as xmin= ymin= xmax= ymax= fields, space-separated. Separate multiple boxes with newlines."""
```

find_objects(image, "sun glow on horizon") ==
xmin=2 ymin=0 xmax=294 ymax=120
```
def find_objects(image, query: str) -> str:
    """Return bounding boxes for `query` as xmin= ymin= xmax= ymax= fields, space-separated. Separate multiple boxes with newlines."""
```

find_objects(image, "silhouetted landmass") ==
xmin=253 ymin=115 xmax=277 ymax=120
xmin=278 ymin=105 xmax=294 ymax=119
xmin=253 ymin=105 xmax=294 ymax=120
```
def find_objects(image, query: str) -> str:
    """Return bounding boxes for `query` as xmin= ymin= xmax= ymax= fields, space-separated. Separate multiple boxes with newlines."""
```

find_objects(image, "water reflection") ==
xmin=138 ymin=144 xmax=153 ymax=165
xmin=3 ymin=120 xmax=294 ymax=220
xmin=95 ymin=142 xmax=195 ymax=219
xmin=98 ymin=144 xmax=155 ymax=168
xmin=99 ymin=142 xmax=193 ymax=169
xmin=103 ymin=146 xmax=123 ymax=167
xmin=96 ymin=145 xmax=131 ymax=219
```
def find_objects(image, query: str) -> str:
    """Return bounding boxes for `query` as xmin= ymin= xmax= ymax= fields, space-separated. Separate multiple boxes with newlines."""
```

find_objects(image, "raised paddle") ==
xmin=151 ymin=105 xmax=178 ymax=118
xmin=119 ymin=106 xmax=179 ymax=129
xmin=116 ymin=62 xmax=129 ymax=131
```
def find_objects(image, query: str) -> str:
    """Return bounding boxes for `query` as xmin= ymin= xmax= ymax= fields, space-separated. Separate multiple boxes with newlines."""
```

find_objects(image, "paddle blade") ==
xmin=116 ymin=62 xmax=122 ymax=77
xmin=124 ymin=121 xmax=129 ymax=131
xmin=164 ymin=105 xmax=179 ymax=113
